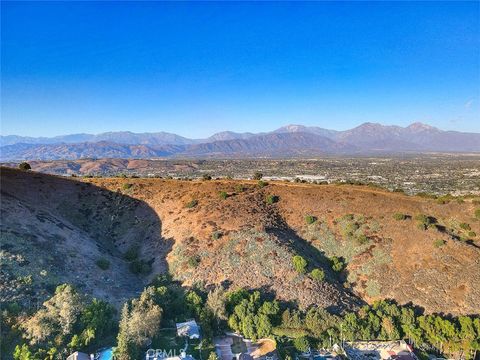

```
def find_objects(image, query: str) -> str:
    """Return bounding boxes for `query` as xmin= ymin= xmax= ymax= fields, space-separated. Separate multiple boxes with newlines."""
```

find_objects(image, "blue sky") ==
xmin=1 ymin=1 xmax=479 ymax=137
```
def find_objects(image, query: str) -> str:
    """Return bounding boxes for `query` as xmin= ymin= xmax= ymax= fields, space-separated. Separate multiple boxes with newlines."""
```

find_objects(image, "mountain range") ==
xmin=1 ymin=122 xmax=479 ymax=161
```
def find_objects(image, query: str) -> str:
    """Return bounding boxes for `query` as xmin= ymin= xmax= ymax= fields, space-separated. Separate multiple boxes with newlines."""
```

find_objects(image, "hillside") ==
xmin=1 ymin=167 xmax=480 ymax=316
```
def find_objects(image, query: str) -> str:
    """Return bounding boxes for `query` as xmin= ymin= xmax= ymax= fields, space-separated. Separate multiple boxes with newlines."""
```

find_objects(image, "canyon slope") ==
xmin=1 ymin=167 xmax=479 ymax=316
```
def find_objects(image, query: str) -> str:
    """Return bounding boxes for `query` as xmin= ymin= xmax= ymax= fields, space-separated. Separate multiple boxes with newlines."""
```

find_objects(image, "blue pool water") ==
xmin=98 ymin=348 xmax=113 ymax=360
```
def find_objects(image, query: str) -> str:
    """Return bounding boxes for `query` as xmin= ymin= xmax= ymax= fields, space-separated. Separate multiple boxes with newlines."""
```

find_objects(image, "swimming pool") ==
xmin=97 ymin=348 xmax=113 ymax=360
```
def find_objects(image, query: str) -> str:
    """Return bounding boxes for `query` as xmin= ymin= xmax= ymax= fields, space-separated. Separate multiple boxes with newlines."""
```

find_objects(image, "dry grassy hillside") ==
xmin=0 ymin=167 xmax=169 ymax=307
xmin=1 ymin=167 xmax=479 ymax=315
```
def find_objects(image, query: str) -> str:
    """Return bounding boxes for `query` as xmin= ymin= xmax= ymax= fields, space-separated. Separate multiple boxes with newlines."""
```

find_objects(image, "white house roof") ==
xmin=67 ymin=352 xmax=91 ymax=360
xmin=176 ymin=319 xmax=200 ymax=339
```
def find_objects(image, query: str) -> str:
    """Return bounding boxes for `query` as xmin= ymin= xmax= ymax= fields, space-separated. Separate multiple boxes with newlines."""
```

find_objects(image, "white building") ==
xmin=176 ymin=319 xmax=201 ymax=339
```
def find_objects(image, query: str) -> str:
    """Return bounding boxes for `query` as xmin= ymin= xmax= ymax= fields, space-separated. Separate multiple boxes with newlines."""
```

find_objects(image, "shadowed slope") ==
xmin=0 ymin=167 xmax=171 ymax=307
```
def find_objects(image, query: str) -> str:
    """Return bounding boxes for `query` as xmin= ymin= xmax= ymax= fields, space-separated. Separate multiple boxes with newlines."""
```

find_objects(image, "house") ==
xmin=67 ymin=352 xmax=92 ymax=360
xmin=176 ymin=319 xmax=201 ymax=339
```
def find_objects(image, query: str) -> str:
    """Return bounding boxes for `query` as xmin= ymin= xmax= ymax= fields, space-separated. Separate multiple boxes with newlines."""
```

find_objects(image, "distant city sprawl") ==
xmin=5 ymin=155 xmax=479 ymax=196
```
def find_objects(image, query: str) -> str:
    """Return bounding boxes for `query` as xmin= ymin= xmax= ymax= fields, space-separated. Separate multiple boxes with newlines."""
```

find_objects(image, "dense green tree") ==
xmin=79 ymin=299 xmax=115 ymax=346
xmin=293 ymin=336 xmax=309 ymax=352
xmin=304 ymin=307 xmax=338 ymax=338
xmin=256 ymin=313 xmax=273 ymax=339
xmin=207 ymin=287 xmax=227 ymax=322
xmin=281 ymin=309 xmax=303 ymax=330
xmin=115 ymin=287 xmax=163 ymax=360
xmin=342 ymin=313 xmax=360 ymax=341
xmin=185 ymin=290 xmax=203 ymax=315
xmin=13 ymin=344 xmax=34 ymax=360
xmin=225 ymin=290 xmax=278 ymax=340
xmin=400 ymin=307 xmax=422 ymax=344
xmin=23 ymin=284 xmax=84 ymax=345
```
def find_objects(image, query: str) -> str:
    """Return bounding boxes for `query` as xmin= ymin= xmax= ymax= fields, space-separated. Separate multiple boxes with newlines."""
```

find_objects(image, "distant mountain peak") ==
xmin=206 ymin=131 xmax=255 ymax=142
xmin=277 ymin=124 xmax=307 ymax=132
xmin=355 ymin=122 xmax=388 ymax=129
xmin=1 ymin=121 xmax=479 ymax=160
xmin=407 ymin=122 xmax=438 ymax=131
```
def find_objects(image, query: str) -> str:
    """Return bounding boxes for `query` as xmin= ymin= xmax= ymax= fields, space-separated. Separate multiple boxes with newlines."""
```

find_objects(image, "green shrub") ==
xmin=310 ymin=268 xmax=325 ymax=282
xmin=330 ymin=256 xmax=344 ymax=272
xmin=436 ymin=197 xmax=451 ymax=204
xmin=188 ymin=256 xmax=200 ymax=268
xmin=202 ymin=174 xmax=212 ymax=180
xmin=257 ymin=180 xmax=267 ymax=188
xmin=96 ymin=258 xmax=110 ymax=270
xmin=129 ymin=259 xmax=152 ymax=275
xmin=343 ymin=222 xmax=359 ymax=237
xmin=355 ymin=233 xmax=369 ymax=245
xmin=415 ymin=214 xmax=432 ymax=230
xmin=122 ymin=183 xmax=133 ymax=191
xmin=433 ymin=239 xmax=446 ymax=248
xmin=293 ymin=336 xmax=309 ymax=352
xmin=305 ymin=215 xmax=317 ymax=225
xmin=292 ymin=255 xmax=308 ymax=274
xmin=343 ymin=214 xmax=355 ymax=221
xmin=219 ymin=191 xmax=228 ymax=200
xmin=19 ymin=275 xmax=33 ymax=286
xmin=459 ymin=223 xmax=471 ymax=231
xmin=235 ymin=184 xmax=246 ymax=193
xmin=265 ymin=194 xmax=279 ymax=204
xmin=393 ymin=213 xmax=407 ymax=221
xmin=185 ymin=199 xmax=199 ymax=208
xmin=124 ymin=246 xmax=139 ymax=261
xmin=18 ymin=162 xmax=31 ymax=171
xmin=253 ymin=172 xmax=263 ymax=180
xmin=414 ymin=213 xmax=427 ymax=222
xmin=475 ymin=209 xmax=480 ymax=219
xmin=212 ymin=231 xmax=223 ymax=240
xmin=468 ymin=231 xmax=476 ymax=238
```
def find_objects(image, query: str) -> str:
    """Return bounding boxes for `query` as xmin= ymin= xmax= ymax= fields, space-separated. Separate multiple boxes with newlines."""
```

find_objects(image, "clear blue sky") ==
xmin=1 ymin=1 xmax=479 ymax=137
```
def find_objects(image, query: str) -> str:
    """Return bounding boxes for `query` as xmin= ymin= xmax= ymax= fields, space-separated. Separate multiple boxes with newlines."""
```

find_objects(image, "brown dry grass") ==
xmin=84 ymin=177 xmax=480 ymax=314
xmin=2 ymin=167 xmax=479 ymax=315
